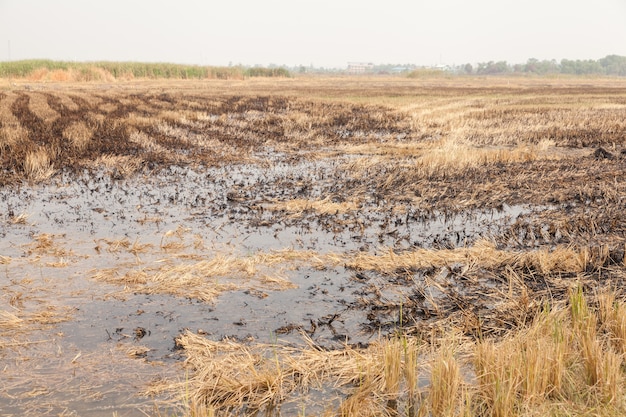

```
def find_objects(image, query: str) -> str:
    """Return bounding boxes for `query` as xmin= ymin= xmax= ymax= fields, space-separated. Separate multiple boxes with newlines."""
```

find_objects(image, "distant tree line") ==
xmin=461 ymin=55 xmax=626 ymax=76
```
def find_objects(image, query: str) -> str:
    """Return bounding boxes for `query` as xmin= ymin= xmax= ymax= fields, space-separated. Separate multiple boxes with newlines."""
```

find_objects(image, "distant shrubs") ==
xmin=244 ymin=67 xmax=290 ymax=78
xmin=0 ymin=60 xmax=291 ymax=81
xmin=406 ymin=68 xmax=446 ymax=78
xmin=411 ymin=55 xmax=626 ymax=77
xmin=465 ymin=55 xmax=626 ymax=76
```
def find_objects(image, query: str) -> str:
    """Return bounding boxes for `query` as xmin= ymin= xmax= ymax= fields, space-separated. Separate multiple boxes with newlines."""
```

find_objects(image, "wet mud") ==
xmin=0 ymin=157 xmax=533 ymax=415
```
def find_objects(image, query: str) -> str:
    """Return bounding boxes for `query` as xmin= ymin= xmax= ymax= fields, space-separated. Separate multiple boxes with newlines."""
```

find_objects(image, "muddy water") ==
xmin=0 ymin=156 xmax=533 ymax=415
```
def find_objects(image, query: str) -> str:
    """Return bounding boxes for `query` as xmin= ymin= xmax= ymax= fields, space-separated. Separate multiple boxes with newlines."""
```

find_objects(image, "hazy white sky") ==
xmin=0 ymin=0 xmax=625 ymax=68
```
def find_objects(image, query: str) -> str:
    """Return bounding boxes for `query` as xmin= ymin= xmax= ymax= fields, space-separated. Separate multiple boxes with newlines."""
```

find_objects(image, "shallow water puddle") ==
xmin=0 ymin=159 xmax=536 ymax=415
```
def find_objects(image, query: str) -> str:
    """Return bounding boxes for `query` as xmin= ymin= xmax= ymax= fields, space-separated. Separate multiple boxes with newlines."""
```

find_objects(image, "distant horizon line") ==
xmin=1 ymin=54 xmax=625 ymax=69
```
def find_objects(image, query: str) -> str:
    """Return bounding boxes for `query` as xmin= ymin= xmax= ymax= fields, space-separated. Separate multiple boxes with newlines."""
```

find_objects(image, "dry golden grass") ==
xmin=90 ymin=154 xmax=143 ymax=177
xmin=391 ymin=82 xmax=626 ymax=148
xmin=23 ymin=147 xmax=55 ymax=182
xmin=126 ymin=112 xmax=158 ymax=128
xmin=27 ymin=92 xmax=58 ymax=123
xmin=1 ymin=305 xmax=74 ymax=338
xmin=98 ymin=102 xmax=119 ymax=113
xmin=569 ymin=287 xmax=623 ymax=403
xmin=86 ymin=111 xmax=106 ymax=127
xmin=21 ymin=233 xmax=79 ymax=268
xmin=54 ymin=92 xmax=80 ymax=111
xmin=598 ymin=290 xmax=626 ymax=355
xmin=343 ymin=137 xmax=555 ymax=164
xmin=341 ymin=138 xmax=568 ymax=196
xmin=128 ymin=129 xmax=171 ymax=157
xmin=174 ymin=331 xmax=425 ymax=416
xmin=266 ymin=197 xmax=360 ymax=216
xmin=0 ymin=309 xmax=24 ymax=330
xmin=27 ymin=306 xmax=75 ymax=325
xmin=413 ymin=139 xmax=542 ymax=176
xmin=95 ymin=237 xmax=154 ymax=261
xmin=0 ymin=123 xmax=28 ymax=149
xmin=97 ymin=237 xmax=133 ymax=253
xmin=9 ymin=212 xmax=29 ymax=224
xmin=0 ymin=92 xmax=28 ymax=149
xmin=73 ymin=91 xmax=103 ymax=107
xmin=158 ymin=109 xmax=199 ymax=124
xmin=171 ymin=288 xmax=626 ymax=416
xmin=63 ymin=121 xmax=93 ymax=151
xmin=429 ymin=339 xmax=463 ymax=416
xmin=471 ymin=288 xmax=625 ymax=416
xmin=92 ymin=249 xmax=312 ymax=301
xmin=25 ymin=233 xmax=68 ymax=257
xmin=333 ymin=239 xmax=606 ymax=276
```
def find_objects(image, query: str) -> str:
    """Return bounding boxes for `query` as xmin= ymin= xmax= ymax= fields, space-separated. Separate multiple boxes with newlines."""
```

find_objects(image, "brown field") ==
xmin=2 ymin=75 xmax=626 ymax=416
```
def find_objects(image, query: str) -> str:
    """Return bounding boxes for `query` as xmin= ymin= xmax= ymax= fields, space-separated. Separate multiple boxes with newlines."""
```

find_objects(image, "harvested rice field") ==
xmin=2 ymin=76 xmax=626 ymax=416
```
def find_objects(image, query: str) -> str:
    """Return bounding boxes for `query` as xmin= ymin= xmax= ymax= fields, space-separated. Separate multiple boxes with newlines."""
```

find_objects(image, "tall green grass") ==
xmin=0 ymin=60 xmax=290 ymax=80
xmin=0 ymin=59 xmax=71 ymax=77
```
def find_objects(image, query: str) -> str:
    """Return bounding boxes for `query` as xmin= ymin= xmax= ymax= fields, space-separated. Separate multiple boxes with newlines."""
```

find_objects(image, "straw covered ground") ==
xmin=2 ymin=75 xmax=626 ymax=416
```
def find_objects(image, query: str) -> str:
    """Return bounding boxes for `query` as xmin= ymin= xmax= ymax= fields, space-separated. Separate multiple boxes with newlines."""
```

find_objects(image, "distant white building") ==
xmin=347 ymin=62 xmax=374 ymax=74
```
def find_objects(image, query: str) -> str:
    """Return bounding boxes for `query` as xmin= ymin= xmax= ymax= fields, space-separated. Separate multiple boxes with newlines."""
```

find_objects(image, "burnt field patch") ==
xmin=0 ymin=87 xmax=414 ymax=185
xmin=2 ymin=78 xmax=626 ymax=415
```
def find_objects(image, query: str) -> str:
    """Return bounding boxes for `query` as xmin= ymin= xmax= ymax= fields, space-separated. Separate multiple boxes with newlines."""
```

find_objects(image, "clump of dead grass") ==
xmin=172 ymin=331 xmax=425 ymax=416
xmin=94 ymin=237 xmax=153 ymax=262
xmin=92 ymin=249 xmax=312 ymax=302
xmin=342 ymin=137 xmax=559 ymax=185
xmin=0 ymin=309 xmax=24 ymax=330
xmin=1 ymin=305 xmax=74 ymax=338
xmin=9 ymin=212 xmax=29 ymax=224
xmin=598 ymin=289 xmax=626 ymax=355
xmin=170 ymin=288 xmax=626 ymax=416
xmin=429 ymin=338 xmax=464 ymax=416
xmin=414 ymin=138 xmax=538 ymax=176
xmin=128 ymin=129 xmax=170 ymax=156
xmin=336 ymin=239 xmax=616 ymax=276
xmin=474 ymin=287 xmax=625 ymax=415
xmin=91 ymin=241 xmax=620 ymax=305
xmin=125 ymin=113 xmax=158 ymax=128
xmin=90 ymin=154 xmax=143 ymax=177
xmin=63 ymin=121 xmax=93 ymax=151
xmin=0 ymin=123 xmax=29 ymax=149
xmin=266 ymin=197 xmax=360 ymax=216
xmin=161 ymin=226 xmax=191 ymax=252
xmin=27 ymin=92 xmax=59 ymax=123
xmin=27 ymin=306 xmax=75 ymax=325
xmin=23 ymin=147 xmax=55 ymax=182
xmin=25 ymin=233 xmax=69 ymax=258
